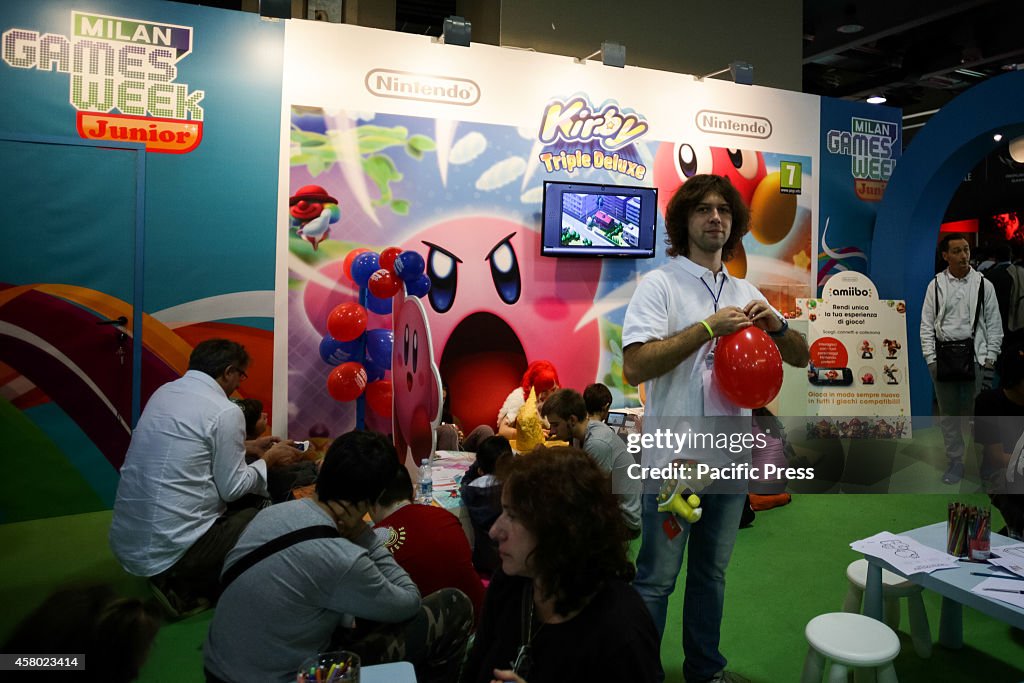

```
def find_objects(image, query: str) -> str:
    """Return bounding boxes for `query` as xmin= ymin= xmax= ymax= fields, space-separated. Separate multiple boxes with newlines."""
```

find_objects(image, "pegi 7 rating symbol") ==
xmin=779 ymin=161 xmax=802 ymax=194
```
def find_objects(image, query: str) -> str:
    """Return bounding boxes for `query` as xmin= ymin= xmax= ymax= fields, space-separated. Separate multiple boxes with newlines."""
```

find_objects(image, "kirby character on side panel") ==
xmin=392 ymin=290 xmax=442 ymax=466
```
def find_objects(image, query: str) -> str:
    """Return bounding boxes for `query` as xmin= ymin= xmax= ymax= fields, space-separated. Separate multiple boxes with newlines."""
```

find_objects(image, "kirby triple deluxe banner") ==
xmin=277 ymin=20 xmax=833 ymax=447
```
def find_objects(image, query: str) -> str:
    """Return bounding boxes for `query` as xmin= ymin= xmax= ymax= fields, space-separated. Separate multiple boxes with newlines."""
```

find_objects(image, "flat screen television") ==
xmin=541 ymin=181 xmax=658 ymax=258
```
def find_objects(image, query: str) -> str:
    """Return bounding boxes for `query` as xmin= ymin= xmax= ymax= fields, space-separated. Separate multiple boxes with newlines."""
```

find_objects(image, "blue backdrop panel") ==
xmin=870 ymin=70 xmax=1024 ymax=416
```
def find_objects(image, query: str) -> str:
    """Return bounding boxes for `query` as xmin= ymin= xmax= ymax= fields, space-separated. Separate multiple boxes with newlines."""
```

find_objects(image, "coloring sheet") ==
xmin=850 ymin=531 xmax=960 ymax=575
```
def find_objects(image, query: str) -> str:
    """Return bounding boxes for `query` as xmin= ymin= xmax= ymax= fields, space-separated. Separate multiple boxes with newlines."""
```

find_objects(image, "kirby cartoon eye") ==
xmin=412 ymin=330 xmax=419 ymax=373
xmin=486 ymin=232 xmax=521 ymax=305
xmin=403 ymin=325 xmax=410 ymax=367
xmin=726 ymin=149 xmax=760 ymax=180
xmin=423 ymin=241 xmax=462 ymax=314
xmin=674 ymin=143 xmax=713 ymax=180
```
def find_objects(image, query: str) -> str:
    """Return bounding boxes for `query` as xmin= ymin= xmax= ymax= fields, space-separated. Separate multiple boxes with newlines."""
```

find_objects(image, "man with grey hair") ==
xmin=110 ymin=339 xmax=301 ymax=615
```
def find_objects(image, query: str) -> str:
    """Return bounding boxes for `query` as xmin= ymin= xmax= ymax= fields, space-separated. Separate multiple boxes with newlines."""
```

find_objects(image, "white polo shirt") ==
xmin=622 ymin=256 xmax=776 ymax=468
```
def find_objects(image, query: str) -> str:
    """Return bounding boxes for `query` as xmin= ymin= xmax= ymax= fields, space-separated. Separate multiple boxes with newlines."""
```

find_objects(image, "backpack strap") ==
xmin=221 ymin=524 xmax=340 ymax=589
xmin=971 ymin=276 xmax=984 ymax=334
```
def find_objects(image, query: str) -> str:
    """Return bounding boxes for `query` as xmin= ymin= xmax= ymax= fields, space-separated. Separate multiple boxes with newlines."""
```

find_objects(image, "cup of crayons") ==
xmin=297 ymin=651 xmax=359 ymax=683
xmin=946 ymin=502 xmax=991 ymax=561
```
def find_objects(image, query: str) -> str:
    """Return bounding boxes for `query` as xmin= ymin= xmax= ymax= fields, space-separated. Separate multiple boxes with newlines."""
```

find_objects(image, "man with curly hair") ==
xmin=622 ymin=175 xmax=808 ymax=683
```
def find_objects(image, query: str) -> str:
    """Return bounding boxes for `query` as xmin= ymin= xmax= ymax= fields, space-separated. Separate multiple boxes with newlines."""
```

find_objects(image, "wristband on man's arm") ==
xmin=700 ymin=320 xmax=714 ymax=339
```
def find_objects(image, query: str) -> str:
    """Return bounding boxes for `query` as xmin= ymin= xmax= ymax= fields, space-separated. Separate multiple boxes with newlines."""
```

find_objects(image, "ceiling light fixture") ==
xmin=438 ymin=15 xmax=472 ymax=47
xmin=993 ymin=133 xmax=1004 ymax=142
xmin=866 ymin=95 xmax=887 ymax=104
xmin=695 ymin=61 xmax=754 ymax=85
xmin=575 ymin=41 xmax=627 ymax=68
xmin=1009 ymin=137 xmax=1024 ymax=163
xmin=836 ymin=3 xmax=864 ymax=35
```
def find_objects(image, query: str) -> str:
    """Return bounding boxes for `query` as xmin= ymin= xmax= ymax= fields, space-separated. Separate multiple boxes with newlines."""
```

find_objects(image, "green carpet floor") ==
xmin=1 ymin=495 xmax=1022 ymax=682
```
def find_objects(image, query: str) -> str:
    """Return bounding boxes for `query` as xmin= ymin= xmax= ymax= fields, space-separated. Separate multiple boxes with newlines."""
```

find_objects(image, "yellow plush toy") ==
xmin=656 ymin=461 xmax=708 ymax=523
xmin=515 ymin=387 xmax=545 ymax=452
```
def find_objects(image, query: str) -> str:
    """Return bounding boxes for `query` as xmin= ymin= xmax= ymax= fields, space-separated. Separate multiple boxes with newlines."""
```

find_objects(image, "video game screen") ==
xmin=542 ymin=181 xmax=657 ymax=258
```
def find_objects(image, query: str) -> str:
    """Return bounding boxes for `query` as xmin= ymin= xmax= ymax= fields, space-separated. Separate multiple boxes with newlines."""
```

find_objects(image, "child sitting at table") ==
xmin=234 ymin=398 xmax=317 ymax=503
xmin=459 ymin=435 xmax=513 ymax=576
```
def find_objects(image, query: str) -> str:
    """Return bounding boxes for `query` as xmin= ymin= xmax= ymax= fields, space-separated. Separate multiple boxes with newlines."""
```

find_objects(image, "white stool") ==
xmin=843 ymin=559 xmax=932 ymax=657
xmin=801 ymin=612 xmax=900 ymax=683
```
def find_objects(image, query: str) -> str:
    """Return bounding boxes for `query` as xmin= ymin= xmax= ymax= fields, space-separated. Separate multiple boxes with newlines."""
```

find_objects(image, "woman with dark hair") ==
xmin=461 ymin=447 xmax=661 ymax=683
xmin=496 ymin=361 xmax=561 ymax=440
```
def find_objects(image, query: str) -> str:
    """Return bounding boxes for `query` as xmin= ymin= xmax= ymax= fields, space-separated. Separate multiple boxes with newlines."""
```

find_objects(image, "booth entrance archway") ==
xmin=869 ymin=70 xmax=1024 ymax=416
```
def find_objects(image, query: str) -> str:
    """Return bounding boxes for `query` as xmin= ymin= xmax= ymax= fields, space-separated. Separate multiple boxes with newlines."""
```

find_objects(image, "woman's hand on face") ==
xmin=491 ymin=669 xmax=527 ymax=683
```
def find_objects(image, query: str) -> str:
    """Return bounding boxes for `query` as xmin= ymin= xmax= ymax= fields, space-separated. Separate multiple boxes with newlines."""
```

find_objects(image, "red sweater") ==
xmin=375 ymin=503 xmax=485 ymax=623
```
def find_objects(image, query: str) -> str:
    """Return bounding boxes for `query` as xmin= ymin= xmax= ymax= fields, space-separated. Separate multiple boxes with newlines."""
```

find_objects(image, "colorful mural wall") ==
xmin=278 ymin=22 xmax=846 ymax=452
xmin=0 ymin=1 xmax=901 ymax=518
xmin=0 ymin=0 xmax=283 ymax=521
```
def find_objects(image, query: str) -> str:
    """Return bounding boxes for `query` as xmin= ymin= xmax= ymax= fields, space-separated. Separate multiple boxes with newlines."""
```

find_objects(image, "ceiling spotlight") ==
xmin=1010 ymin=136 xmax=1024 ymax=164
xmin=259 ymin=0 xmax=290 ymax=19
xmin=993 ymin=133 xmax=1004 ymax=142
xmin=695 ymin=61 xmax=754 ymax=85
xmin=440 ymin=15 xmax=472 ymax=47
xmin=836 ymin=23 xmax=864 ymax=34
xmin=575 ymin=41 xmax=627 ymax=68
xmin=866 ymin=95 xmax=887 ymax=104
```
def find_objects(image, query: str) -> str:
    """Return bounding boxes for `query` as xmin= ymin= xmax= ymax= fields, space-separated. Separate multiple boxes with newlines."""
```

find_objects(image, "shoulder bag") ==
xmin=934 ymin=276 xmax=984 ymax=382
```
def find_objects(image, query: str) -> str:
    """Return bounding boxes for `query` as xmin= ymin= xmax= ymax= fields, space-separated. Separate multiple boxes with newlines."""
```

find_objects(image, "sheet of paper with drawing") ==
xmin=989 ymin=543 xmax=1024 ymax=578
xmin=971 ymin=577 xmax=1024 ymax=609
xmin=988 ymin=556 xmax=1024 ymax=578
xmin=851 ymin=531 xmax=960 ymax=575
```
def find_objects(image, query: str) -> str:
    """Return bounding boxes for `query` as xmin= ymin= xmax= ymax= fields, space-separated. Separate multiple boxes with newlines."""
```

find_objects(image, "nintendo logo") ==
xmin=365 ymin=69 xmax=480 ymax=106
xmin=695 ymin=110 xmax=772 ymax=139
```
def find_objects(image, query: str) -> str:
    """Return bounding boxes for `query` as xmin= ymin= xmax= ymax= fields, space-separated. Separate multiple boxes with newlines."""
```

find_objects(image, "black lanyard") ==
xmin=701 ymin=273 xmax=726 ymax=311
xmin=700 ymin=273 xmax=725 ymax=362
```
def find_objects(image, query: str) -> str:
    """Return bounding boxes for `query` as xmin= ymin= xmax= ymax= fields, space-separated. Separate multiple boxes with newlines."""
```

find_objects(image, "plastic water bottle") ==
xmin=418 ymin=458 xmax=433 ymax=504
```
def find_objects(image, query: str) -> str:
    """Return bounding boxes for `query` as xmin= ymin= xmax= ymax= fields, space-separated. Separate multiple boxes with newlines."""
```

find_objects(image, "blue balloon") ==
xmin=319 ymin=334 xmax=362 ymax=366
xmin=351 ymin=252 xmax=381 ymax=287
xmin=406 ymin=274 xmax=432 ymax=298
xmin=365 ymin=291 xmax=393 ymax=314
xmin=366 ymin=329 xmax=394 ymax=369
xmin=364 ymin=357 xmax=386 ymax=382
xmin=394 ymin=251 xmax=426 ymax=282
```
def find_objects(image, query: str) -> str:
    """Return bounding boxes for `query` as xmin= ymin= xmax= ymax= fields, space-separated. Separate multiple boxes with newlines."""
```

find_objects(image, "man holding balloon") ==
xmin=622 ymin=174 xmax=809 ymax=683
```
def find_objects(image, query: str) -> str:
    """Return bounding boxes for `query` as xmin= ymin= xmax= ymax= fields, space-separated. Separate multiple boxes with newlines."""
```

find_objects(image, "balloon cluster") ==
xmin=318 ymin=247 xmax=431 ymax=422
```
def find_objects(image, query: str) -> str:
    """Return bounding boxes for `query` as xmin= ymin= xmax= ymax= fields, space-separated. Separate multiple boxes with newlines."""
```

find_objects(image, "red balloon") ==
xmin=365 ymin=379 xmax=393 ymax=417
xmin=327 ymin=302 xmax=368 ymax=342
xmin=713 ymin=327 xmax=783 ymax=409
xmin=327 ymin=362 xmax=367 ymax=402
xmin=342 ymin=248 xmax=371 ymax=283
xmin=379 ymin=246 xmax=403 ymax=274
xmin=368 ymin=269 xmax=402 ymax=299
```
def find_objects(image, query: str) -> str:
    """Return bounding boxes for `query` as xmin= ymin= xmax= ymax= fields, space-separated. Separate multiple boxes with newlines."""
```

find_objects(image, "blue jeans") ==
xmin=633 ymin=492 xmax=745 ymax=683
